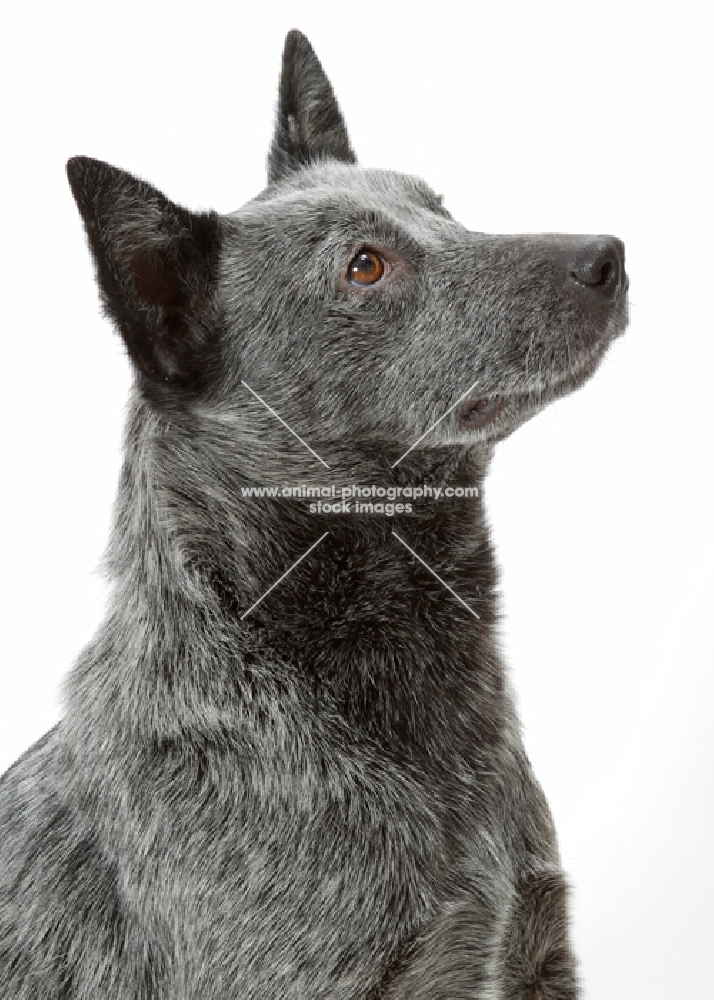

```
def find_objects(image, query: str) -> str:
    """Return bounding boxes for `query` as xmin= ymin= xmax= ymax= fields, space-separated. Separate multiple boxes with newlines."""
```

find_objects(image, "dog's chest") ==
xmin=120 ymin=742 xmax=506 ymax=999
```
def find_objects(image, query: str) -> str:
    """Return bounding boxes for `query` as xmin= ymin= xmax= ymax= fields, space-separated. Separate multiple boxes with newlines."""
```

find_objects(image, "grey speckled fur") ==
xmin=0 ymin=30 xmax=628 ymax=1000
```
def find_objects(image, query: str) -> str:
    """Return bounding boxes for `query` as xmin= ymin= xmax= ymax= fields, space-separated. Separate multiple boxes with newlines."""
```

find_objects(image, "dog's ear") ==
xmin=66 ymin=156 xmax=221 ymax=391
xmin=267 ymin=30 xmax=356 ymax=183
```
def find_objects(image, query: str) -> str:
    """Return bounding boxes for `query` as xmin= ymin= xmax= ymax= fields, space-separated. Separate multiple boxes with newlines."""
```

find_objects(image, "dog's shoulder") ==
xmin=0 ymin=726 xmax=148 ymax=997
xmin=0 ymin=726 xmax=65 ymax=845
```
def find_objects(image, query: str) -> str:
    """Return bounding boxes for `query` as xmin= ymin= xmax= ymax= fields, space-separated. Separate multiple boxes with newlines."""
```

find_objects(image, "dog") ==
xmin=0 ymin=29 xmax=628 ymax=999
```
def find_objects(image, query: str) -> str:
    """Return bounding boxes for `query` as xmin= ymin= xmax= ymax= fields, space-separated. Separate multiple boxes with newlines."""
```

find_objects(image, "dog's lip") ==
xmin=458 ymin=396 xmax=508 ymax=430
xmin=457 ymin=338 xmax=617 ymax=435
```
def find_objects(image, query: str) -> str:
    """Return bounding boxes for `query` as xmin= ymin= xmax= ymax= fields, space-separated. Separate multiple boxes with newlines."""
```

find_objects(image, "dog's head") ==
xmin=67 ymin=30 xmax=628 ymax=470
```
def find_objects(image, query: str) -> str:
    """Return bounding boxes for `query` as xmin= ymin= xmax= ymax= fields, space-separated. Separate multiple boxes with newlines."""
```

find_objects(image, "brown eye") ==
xmin=347 ymin=249 xmax=387 ymax=286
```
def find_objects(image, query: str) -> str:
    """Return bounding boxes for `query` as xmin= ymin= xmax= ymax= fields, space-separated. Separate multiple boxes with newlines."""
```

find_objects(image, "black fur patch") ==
xmin=66 ymin=156 xmax=222 ymax=401
xmin=268 ymin=30 xmax=357 ymax=182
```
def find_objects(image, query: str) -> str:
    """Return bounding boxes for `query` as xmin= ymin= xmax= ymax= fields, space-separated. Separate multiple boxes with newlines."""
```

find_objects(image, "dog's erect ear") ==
xmin=66 ymin=156 xmax=221 ymax=391
xmin=267 ymin=30 xmax=356 ymax=183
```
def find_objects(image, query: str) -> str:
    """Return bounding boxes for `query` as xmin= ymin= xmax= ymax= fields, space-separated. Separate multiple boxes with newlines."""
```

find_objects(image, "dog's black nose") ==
xmin=567 ymin=237 xmax=625 ymax=300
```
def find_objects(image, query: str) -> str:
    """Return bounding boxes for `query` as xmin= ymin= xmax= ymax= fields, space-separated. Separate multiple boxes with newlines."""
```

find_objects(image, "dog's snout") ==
xmin=567 ymin=237 xmax=626 ymax=300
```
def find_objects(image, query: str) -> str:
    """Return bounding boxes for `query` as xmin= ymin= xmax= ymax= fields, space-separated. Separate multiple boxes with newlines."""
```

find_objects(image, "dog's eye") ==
xmin=347 ymin=250 xmax=388 ymax=286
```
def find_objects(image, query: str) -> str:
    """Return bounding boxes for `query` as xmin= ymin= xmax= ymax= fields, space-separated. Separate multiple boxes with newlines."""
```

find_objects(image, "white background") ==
xmin=1 ymin=2 xmax=712 ymax=998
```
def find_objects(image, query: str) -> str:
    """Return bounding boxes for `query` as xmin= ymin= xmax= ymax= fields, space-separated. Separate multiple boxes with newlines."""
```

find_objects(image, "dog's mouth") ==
xmin=458 ymin=396 xmax=508 ymax=430
xmin=456 ymin=336 xmax=619 ymax=437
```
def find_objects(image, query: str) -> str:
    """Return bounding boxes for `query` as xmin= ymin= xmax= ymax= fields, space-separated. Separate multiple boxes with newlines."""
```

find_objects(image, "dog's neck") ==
xmin=66 ymin=397 xmax=506 ymax=753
